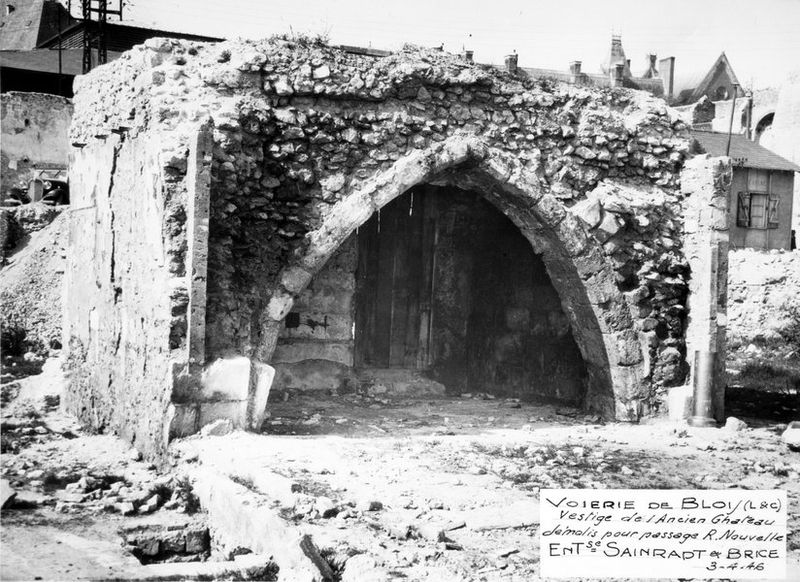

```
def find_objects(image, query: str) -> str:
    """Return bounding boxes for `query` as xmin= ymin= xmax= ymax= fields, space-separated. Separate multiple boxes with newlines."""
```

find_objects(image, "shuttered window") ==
xmin=767 ymin=196 xmax=780 ymax=229
xmin=737 ymin=170 xmax=781 ymax=230
xmin=736 ymin=192 xmax=750 ymax=227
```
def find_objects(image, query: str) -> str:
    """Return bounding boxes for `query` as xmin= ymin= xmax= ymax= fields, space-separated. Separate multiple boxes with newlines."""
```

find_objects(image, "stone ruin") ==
xmin=64 ymin=37 xmax=730 ymax=459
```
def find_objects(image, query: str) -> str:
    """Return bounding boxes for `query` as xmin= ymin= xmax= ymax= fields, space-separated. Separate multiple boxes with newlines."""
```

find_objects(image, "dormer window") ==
xmin=6 ymin=5 xmax=15 ymax=15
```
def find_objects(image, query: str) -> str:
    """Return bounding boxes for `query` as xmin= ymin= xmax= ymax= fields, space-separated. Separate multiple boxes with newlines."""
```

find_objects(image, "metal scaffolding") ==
xmin=81 ymin=0 xmax=123 ymax=74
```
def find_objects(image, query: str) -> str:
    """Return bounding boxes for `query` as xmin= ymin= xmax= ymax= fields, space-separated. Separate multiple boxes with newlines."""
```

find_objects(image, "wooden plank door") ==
xmin=354 ymin=187 xmax=434 ymax=369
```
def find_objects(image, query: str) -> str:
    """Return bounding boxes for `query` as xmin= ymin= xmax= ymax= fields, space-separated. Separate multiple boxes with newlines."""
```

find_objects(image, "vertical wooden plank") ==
xmin=417 ymin=186 xmax=438 ymax=370
xmin=389 ymin=194 xmax=413 ymax=367
xmin=403 ymin=189 xmax=424 ymax=367
xmin=373 ymin=204 xmax=397 ymax=367
xmin=354 ymin=221 xmax=367 ymax=368
xmin=356 ymin=190 xmax=431 ymax=370
xmin=365 ymin=212 xmax=381 ymax=367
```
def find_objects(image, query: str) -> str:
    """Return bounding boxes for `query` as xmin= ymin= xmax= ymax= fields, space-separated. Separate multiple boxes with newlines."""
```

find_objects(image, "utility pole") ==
xmin=57 ymin=0 xmax=63 ymax=94
xmin=81 ymin=0 xmax=91 ymax=74
xmin=725 ymin=83 xmax=739 ymax=157
xmin=82 ymin=0 xmax=123 ymax=74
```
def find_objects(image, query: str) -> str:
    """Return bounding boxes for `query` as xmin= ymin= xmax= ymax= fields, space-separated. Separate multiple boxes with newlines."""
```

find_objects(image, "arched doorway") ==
xmin=259 ymin=139 xmax=645 ymax=420
xmin=353 ymin=184 xmax=586 ymax=403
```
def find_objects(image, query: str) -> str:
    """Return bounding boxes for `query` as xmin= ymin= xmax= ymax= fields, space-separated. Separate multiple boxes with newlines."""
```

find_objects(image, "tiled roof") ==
xmin=0 ymin=0 xmax=45 ymax=50
xmin=672 ymin=52 xmax=744 ymax=106
xmin=690 ymin=130 xmax=800 ymax=173
xmin=37 ymin=21 xmax=223 ymax=52
xmin=338 ymin=45 xmax=391 ymax=57
xmin=0 ymin=0 xmax=75 ymax=50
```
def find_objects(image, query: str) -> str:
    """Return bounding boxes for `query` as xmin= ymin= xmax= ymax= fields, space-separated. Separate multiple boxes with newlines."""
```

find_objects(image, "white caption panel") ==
xmin=540 ymin=489 xmax=786 ymax=579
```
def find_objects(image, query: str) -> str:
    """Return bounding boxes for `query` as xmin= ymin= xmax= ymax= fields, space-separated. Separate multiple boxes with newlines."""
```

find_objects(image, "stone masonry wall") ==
xmin=67 ymin=36 xmax=724 ymax=451
xmin=64 ymin=133 xmax=181 ymax=460
xmin=274 ymin=236 xmax=356 ymax=368
xmin=270 ymin=236 xmax=356 ymax=395
xmin=681 ymin=155 xmax=731 ymax=422
xmin=1 ymin=92 xmax=73 ymax=196
xmin=728 ymin=249 xmax=800 ymax=344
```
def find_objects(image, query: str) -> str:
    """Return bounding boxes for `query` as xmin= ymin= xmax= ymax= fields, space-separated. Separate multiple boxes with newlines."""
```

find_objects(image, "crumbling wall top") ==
xmin=71 ymin=38 xmax=690 ymax=178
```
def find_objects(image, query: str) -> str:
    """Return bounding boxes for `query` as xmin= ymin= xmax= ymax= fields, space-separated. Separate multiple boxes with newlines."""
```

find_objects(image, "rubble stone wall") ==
xmin=0 ymin=92 xmax=73 ymax=196
xmin=66 ymin=36 xmax=729 ymax=454
xmin=728 ymin=249 xmax=800 ymax=344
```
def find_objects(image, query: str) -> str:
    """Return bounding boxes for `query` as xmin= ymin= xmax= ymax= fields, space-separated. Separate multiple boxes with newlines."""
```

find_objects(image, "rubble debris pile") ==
xmin=0 ymin=205 xmax=68 ymax=361
xmin=728 ymin=249 xmax=800 ymax=344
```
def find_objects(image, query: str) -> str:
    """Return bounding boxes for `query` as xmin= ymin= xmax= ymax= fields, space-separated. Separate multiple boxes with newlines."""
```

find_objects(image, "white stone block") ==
xmin=249 ymin=363 xmax=275 ymax=430
xmin=783 ymin=421 xmax=800 ymax=450
xmin=668 ymin=385 xmax=693 ymax=422
xmin=572 ymin=197 xmax=603 ymax=229
xmin=201 ymin=357 xmax=251 ymax=400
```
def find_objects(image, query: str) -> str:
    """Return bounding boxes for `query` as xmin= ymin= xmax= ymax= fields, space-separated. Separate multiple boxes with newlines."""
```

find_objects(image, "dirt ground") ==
xmin=0 ymin=360 xmax=219 ymax=581
xmin=2 ymin=361 xmax=799 ymax=581
xmin=188 ymin=390 xmax=800 ymax=581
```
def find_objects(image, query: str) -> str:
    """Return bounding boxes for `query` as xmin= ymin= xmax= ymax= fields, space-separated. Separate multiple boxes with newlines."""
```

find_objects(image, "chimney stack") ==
xmin=505 ymin=53 xmax=518 ymax=73
xmin=569 ymin=61 xmax=582 ymax=76
xmin=463 ymin=50 xmax=474 ymax=62
xmin=659 ymin=56 xmax=675 ymax=102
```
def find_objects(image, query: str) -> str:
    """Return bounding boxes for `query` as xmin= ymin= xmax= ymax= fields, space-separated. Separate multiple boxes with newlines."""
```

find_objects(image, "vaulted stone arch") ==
xmin=254 ymin=135 xmax=644 ymax=419
xmin=64 ymin=37 xmax=732 ymax=457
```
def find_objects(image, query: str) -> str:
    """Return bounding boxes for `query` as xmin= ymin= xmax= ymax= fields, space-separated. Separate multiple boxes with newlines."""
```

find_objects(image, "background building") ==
xmin=691 ymin=130 xmax=799 ymax=250
xmin=0 ymin=0 xmax=221 ymax=96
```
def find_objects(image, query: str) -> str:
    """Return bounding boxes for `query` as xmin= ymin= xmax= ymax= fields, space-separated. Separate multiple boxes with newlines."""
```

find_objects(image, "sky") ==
xmin=77 ymin=0 xmax=800 ymax=90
